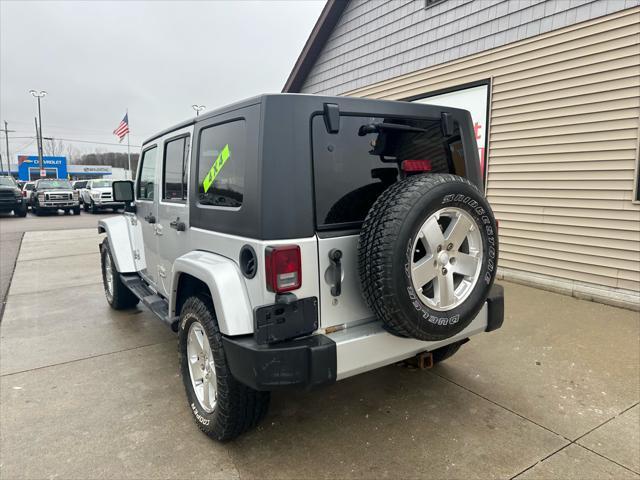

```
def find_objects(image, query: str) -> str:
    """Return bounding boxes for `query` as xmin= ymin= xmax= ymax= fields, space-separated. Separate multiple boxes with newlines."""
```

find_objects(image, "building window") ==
xmin=425 ymin=0 xmax=446 ymax=8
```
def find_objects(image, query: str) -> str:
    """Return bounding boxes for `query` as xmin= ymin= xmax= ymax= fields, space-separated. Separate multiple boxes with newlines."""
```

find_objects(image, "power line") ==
xmin=5 ymin=135 xmax=141 ymax=148
xmin=4 ymin=120 xmax=155 ymax=137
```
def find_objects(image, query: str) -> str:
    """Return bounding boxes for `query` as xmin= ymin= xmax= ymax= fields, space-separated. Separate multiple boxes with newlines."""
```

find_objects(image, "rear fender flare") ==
xmin=171 ymin=251 xmax=253 ymax=336
xmin=97 ymin=216 xmax=137 ymax=273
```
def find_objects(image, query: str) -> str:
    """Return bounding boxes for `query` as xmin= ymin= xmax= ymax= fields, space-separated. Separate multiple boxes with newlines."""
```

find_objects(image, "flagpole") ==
xmin=126 ymin=108 xmax=132 ymax=180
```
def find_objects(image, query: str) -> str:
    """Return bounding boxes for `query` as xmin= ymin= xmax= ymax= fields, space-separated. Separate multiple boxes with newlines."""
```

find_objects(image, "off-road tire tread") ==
xmin=358 ymin=173 xmax=482 ymax=340
xmin=100 ymin=238 xmax=139 ymax=309
xmin=431 ymin=341 xmax=464 ymax=364
xmin=180 ymin=295 xmax=270 ymax=441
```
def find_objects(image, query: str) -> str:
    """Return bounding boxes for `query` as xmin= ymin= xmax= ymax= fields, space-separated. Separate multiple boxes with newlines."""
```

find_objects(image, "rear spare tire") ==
xmin=358 ymin=174 xmax=498 ymax=341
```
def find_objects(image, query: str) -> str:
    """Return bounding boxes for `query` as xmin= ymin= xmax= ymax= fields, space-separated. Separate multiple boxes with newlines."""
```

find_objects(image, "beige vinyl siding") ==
xmin=346 ymin=7 xmax=640 ymax=297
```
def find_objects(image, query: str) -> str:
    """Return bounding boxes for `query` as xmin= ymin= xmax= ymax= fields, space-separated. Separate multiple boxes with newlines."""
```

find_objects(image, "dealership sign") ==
xmin=412 ymin=84 xmax=489 ymax=174
xmin=67 ymin=165 xmax=113 ymax=175
xmin=17 ymin=155 xmax=68 ymax=181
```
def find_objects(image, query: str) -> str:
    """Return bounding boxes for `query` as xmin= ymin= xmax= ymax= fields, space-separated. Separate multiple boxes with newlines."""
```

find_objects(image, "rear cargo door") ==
xmin=316 ymin=233 xmax=372 ymax=329
xmin=312 ymin=114 xmax=394 ymax=328
xmin=312 ymin=111 xmax=455 ymax=328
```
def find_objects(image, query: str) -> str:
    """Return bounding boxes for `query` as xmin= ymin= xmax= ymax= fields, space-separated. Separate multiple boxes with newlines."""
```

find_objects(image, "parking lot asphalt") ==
xmin=0 ymin=228 xmax=638 ymax=479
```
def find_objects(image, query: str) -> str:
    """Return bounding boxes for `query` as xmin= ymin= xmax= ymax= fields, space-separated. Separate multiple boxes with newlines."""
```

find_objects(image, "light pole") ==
xmin=29 ymin=90 xmax=47 ymax=172
xmin=192 ymin=104 xmax=205 ymax=116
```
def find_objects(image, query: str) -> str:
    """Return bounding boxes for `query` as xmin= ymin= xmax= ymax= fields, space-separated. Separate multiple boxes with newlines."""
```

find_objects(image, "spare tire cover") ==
xmin=358 ymin=173 xmax=498 ymax=341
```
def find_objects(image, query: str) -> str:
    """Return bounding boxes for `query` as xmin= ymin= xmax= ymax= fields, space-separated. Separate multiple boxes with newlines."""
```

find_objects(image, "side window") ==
xmin=197 ymin=120 xmax=245 ymax=208
xmin=163 ymin=136 xmax=189 ymax=202
xmin=137 ymin=146 xmax=158 ymax=200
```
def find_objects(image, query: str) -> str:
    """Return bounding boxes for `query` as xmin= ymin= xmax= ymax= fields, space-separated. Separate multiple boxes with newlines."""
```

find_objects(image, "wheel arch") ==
xmin=171 ymin=251 xmax=253 ymax=336
xmin=98 ymin=216 xmax=137 ymax=273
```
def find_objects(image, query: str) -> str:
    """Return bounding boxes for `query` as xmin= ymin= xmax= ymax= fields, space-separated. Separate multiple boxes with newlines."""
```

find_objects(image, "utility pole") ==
xmin=29 ymin=90 xmax=47 ymax=171
xmin=0 ymin=120 xmax=15 ymax=175
xmin=34 ymin=117 xmax=42 ymax=164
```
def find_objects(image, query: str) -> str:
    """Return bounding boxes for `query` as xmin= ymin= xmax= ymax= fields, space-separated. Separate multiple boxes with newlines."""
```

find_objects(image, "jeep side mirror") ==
xmin=113 ymin=180 xmax=134 ymax=203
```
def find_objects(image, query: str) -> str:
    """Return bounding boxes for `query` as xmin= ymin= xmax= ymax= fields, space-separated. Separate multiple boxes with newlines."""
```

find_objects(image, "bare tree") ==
xmin=43 ymin=137 xmax=67 ymax=157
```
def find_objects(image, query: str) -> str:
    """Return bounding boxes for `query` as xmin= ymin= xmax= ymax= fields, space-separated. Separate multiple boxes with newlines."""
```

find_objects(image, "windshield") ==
xmin=25 ymin=183 xmax=35 ymax=190
xmin=91 ymin=180 xmax=111 ymax=188
xmin=38 ymin=179 xmax=72 ymax=189
xmin=0 ymin=177 xmax=17 ymax=187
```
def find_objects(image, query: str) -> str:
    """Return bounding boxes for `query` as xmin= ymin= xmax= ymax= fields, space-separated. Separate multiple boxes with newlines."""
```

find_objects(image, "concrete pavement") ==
xmin=0 ymin=211 xmax=112 ymax=317
xmin=1 ymin=228 xmax=638 ymax=479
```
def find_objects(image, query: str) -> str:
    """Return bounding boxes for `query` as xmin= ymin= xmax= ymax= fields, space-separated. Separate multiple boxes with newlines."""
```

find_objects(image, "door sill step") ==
xmin=120 ymin=273 xmax=177 ymax=330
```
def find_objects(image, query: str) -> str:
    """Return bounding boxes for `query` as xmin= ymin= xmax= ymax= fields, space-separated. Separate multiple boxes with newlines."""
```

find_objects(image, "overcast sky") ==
xmin=0 ymin=0 xmax=324 ymax=164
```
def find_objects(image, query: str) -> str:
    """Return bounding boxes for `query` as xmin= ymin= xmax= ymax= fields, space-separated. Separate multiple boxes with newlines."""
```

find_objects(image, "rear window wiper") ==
xmin=358 ymin=122 xmax=428 ymax=136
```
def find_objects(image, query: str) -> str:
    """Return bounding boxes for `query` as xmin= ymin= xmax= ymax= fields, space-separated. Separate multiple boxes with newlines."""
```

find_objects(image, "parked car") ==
xmin=72 ymin=180 xmax=88 ymax=204
xmin=0 ymin=176 xmax=27 ymax=217
xmin=81 ymin=179 xmax=123 ymax=213
xmin=22 ymin=181 xmax=36 ymax=209
xmin=98 ymin=94 xmax=503 ymax=441
xmin=32 ymin=178 xmax=80 ymax=215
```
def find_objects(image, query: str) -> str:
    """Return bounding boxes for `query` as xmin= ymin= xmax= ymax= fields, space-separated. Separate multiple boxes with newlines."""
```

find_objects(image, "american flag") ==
xmin=113 ymin=113 xmax=129 ymax=142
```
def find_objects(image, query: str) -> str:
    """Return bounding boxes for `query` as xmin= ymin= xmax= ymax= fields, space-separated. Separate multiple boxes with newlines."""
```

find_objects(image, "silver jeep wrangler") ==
xmin=99 ymin=94 xmax=503 ymax=441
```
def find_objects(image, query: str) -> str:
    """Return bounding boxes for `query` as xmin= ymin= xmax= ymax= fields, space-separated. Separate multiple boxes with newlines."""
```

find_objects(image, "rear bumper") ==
xmin=223 ymin=284 xmax=504 ymax=390
xmin=222 ymin=334 xmax=337 ymax=391
xmin=94 ymin=200 xmax=124 ymax=207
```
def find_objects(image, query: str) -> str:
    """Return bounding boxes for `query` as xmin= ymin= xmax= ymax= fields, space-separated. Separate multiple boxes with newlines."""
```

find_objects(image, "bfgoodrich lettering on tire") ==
xmin=179 ymin=294 xmax=270 ymax=441
xmin=358 ymin=174 xmax=498 ymax=341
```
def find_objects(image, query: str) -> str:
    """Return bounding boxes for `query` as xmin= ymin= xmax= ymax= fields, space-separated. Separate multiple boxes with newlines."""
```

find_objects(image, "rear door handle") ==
xmin=144 ymin=214 xmax=156 ymax=224
xmin=329 ymin=249 xmax=342 ymax=297
xmin=169 ymin=218 xmax=186 ymax=232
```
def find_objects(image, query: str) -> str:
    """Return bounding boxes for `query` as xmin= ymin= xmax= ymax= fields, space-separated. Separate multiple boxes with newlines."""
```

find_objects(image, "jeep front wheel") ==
xmin=100 ymin=238 xmax=139 ymax=309
xmin=358 ymin=174 xmax=498 ymax=341
xmin=179 ymin=295 xmax=270 ymax=441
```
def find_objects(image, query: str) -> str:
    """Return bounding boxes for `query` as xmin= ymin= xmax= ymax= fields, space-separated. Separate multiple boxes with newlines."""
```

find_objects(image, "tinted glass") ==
xmin=24 ymin=183 xmax=35 ymax=190
xmin=312 ymin=115 xmax=448 ymax=228
xmin=163 ymin=136 xmax=189 ymax=201
xmin=37 ymin=179 xmax=72 ymax=189
xmin=92 ymin=180 xmax=111 ymax=188
xmin=197 ymin=121 xmax=245 ymax=208
xmin=0 ymin=177 xmax=16 ymax=186
xmin=137 ymin=146 xmax=157 ymax=200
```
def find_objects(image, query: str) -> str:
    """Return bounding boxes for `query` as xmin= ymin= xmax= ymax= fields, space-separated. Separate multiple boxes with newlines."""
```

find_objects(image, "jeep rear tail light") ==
xmin=265 ymin=245 xmax=301 ymax=293
xmin=401 ymin=159 xmax=432 ymax=172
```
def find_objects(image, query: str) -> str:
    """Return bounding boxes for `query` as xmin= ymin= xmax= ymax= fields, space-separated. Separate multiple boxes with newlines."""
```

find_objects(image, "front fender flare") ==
xmin=172 ymin=251 xmax=253 ymax=336
xmin=98 ymin=216 xmax=136 ymax=273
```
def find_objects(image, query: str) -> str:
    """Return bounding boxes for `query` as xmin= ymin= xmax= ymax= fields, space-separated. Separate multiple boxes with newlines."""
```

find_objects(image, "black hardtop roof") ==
xmin=142 ymin=93 xmax=472 ymax=146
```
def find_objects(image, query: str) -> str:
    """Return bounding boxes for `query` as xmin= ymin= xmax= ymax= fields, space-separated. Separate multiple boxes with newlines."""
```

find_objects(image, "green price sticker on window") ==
xmin=203 ymin=144 xmax=230 ymax=193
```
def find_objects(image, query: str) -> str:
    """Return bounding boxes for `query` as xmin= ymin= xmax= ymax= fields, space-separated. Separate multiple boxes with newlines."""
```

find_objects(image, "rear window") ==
xmin=92 ymin=180 xmax=111 ymax=188
xmin=312 ymin=115 xmax=454 ymax=229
